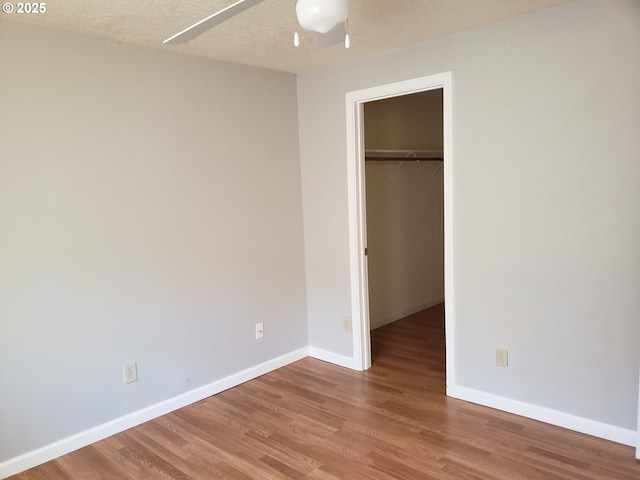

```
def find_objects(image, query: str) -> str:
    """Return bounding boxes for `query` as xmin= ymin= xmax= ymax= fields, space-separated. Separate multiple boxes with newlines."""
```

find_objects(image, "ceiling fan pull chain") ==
xmin=344 ymin=19 xmax=350 ymax=48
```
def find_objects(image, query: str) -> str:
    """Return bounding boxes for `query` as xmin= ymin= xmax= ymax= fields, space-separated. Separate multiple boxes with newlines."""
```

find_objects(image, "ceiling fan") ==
xmin=163 ymin=0 xmax=350 ymax=48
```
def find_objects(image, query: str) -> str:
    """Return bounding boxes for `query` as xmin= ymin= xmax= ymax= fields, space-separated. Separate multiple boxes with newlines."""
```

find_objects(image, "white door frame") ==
xmin=345 ymin=72 xmax=455 ymax=391
xmin=637 ymin=367 xmax=640 ymax=459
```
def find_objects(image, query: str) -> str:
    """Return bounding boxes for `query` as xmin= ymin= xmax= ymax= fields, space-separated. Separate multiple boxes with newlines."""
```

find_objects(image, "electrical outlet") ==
xmin=496 ymin=348 xmax=508 ymax=368
xmin=342 ymin=316 xmax=352 ymax=333
xmin=124 ymin=361 xmax=138 ymax=384
xmin=255 ymin=322 xmax=264 ymax=340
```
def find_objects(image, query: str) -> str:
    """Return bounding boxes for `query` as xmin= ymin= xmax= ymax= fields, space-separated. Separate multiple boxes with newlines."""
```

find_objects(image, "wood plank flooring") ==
xmin=10 ymin=304 xmax=640 ymax=479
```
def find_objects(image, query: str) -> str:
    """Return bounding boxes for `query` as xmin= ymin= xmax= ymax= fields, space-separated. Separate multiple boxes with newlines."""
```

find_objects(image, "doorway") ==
xmin=363 ymin=90 xmax=444 ymax=334
xmin=345 ymin=72 xmax=455 ymax=393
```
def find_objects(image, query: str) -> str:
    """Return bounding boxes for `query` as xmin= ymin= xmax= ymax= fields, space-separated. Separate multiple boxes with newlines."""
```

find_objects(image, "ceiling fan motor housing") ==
xmin=296 ymin=0 xmax=348 ymax=34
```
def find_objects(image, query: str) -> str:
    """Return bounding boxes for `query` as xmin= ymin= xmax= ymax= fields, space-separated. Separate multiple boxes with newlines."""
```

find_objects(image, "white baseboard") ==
xmin=370 ymin=297 xmax=444 ymax=330
xmin=308 ymin=347 xmax=356 ymax=370
xmin=0 ymin=348 xmax=309 ymax=479
xmin=447 ymin=385 xmax=637 ymax=448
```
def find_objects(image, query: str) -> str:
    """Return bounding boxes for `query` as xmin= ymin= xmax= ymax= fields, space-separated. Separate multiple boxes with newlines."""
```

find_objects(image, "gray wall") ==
xmin=298 ymin=0 xmax=640 ymax=431
xmin=0 ymin=22 xmax=307 ymax=461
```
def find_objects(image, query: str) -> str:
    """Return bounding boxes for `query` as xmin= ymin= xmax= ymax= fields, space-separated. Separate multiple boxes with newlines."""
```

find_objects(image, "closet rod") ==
xmin=365 ymin=149 xmax=443 ymax=161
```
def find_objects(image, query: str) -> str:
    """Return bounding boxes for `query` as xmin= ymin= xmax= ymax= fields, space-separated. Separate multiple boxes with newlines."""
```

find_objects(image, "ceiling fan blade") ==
xmin=316 ymin=23 xmax=346 ymax=48
xmin=164 ymin=0 xmax=266 ymax=45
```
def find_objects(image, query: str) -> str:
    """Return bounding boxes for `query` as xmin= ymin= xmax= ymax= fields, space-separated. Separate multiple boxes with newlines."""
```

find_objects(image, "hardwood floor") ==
xmin=10 ymin=304 xmax=640 ymax=479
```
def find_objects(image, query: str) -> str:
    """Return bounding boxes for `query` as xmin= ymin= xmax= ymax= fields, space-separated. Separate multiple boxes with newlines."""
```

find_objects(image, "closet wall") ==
xmin=364 ymin=90 xmax=444 ymax=329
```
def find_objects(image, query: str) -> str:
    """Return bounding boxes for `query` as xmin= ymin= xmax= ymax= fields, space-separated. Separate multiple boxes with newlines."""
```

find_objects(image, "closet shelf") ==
xmin=365 ymin=149 xmax=443 ymax=161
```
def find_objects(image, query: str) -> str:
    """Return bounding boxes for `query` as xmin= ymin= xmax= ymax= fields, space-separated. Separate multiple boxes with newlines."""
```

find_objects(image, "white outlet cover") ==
xmin=342 ymin=316 xmax=352 ymax=333
xmin=124 ymin=361 xmax=138 ymax=384
xmin=496 ymin=348 xmax=508 ymax=368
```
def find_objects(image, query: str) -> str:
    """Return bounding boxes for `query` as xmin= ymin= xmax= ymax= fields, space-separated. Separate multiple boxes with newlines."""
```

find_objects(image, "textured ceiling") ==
xmin=1 ymin=0 xmax=574 ymax=73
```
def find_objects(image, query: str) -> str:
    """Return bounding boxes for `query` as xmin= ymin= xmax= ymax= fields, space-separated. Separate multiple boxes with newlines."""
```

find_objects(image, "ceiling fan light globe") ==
xmin=296 ymin=0 xmax=348 ymax=34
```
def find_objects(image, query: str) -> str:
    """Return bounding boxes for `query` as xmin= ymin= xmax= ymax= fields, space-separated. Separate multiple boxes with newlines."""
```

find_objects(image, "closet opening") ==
xmin=364 ymin=89 xmax=444 ymax=336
